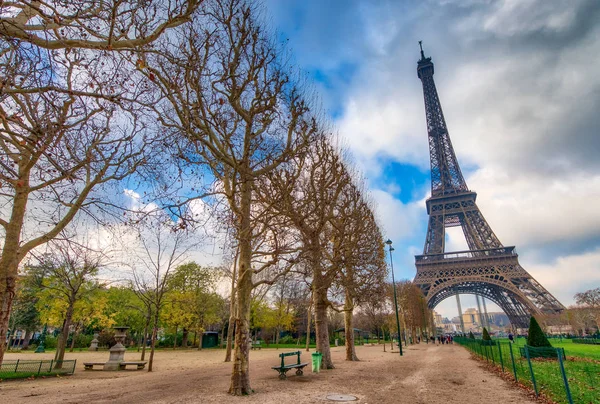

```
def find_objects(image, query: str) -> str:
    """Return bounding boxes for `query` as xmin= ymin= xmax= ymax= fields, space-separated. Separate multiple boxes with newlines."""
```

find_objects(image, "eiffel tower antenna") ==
xmin=413 ymin=44 xmax=564 ymax=328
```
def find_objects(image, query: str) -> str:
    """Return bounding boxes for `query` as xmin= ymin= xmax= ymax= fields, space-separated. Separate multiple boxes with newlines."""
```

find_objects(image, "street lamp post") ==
xmin=386 ymin=239 xmax=403 ymax=356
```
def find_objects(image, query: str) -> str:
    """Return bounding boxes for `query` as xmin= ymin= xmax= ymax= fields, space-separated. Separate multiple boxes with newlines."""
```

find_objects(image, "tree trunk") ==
xmin=0 ymin=170 xmax=30 ymax=364
xmin=22 ymin=330 xmax=33 ymax=349
xmin=313 ymin=275 xmax=334 ymax=369
xmin=173 ymin=325 xmax=178 ymax=349
xmin=182 ymin=327 xmax=189 ymax=348
xmin=69 ymin=324 xmax=79 ymax=352
xmin=0 ymin=264 xmax=18 ymax=364
xmin=148 ymin=312 xmax=159 ymax=372
xmin=228 ymin=181 xmax=253 ymax=395
xmin=344 ymin=294 xmax=358 ymax=361
xmin=224 ymin=247 xmax=238 ymax=363
xmin=305 ymin=299 xmax=312 ymax=352
xmin=381 ymin=326 xmax=386 ymax=352
xmin=141 ymin=314 xmax=150 ymax=361
xmin=228 ymin=248 xmax=252 ymax=394
xmin=54 ymin=301 xmax=74 ymax=369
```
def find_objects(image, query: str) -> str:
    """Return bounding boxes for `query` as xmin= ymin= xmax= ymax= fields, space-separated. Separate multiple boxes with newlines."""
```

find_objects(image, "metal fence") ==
xmin=0 ymin=360 xmax=77 ymax=380
xmin=455 ymin=338 xmax=599 ymax=404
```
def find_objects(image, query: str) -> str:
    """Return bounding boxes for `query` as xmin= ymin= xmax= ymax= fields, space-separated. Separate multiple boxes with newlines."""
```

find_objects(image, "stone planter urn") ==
xmin=104 ymin=326 xmax=129 ymax=371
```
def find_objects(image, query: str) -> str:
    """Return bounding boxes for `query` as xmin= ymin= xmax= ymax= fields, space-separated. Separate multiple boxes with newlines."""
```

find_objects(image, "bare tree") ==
xmin=37 ymin=242 xmax=103 ymax=368
xmin=330 ymin=184 xmax=387 ymax=361
xmin=129 ymin=215 xmax=198 ymax=372
xmin=265 ymin=134 xmax=350 ymax=369
xmin=143 ymin=0 xmax=316 ymax=394
xmin=575 ymin=288 xmax=600 ymax=329
xmin=0 ymin=1 xmax=201 ymax=50
xmin=0 ymin=1 xmax=194 ymax=362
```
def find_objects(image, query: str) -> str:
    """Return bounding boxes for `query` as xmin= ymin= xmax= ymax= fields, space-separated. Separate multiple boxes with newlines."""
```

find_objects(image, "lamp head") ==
xmin=385 ymin=239 xmax=392 ymax=245
xmin=390 ymin=247 xmax=395 ymax=252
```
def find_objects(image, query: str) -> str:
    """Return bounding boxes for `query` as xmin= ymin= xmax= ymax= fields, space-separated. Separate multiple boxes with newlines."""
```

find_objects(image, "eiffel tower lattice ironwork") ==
xmin=413 ymin=43 xmax=564 ymax=328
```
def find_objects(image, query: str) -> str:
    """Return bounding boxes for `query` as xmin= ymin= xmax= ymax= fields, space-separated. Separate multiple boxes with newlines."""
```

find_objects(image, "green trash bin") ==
xmin=312 ymin=352 xmax=322 ymax=373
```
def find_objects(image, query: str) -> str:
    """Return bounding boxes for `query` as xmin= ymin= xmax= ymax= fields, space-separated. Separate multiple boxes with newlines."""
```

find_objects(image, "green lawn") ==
xmin=461 ymin=338 xmax=600 ymax=404
xmin=495 ymin=338 xmax=600 ymax=361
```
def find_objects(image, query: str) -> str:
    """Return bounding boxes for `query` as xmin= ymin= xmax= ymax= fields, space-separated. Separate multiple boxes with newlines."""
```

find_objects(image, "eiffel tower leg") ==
xmin=475 ymin=295 xmax=484 ymax=329
xmin=482 ymin=298 xmax=490 ymax=329
xmin=461 ymin=207 xmax=502 ymax=250
xmin=424 ymin=214 xmax=445 ymax=254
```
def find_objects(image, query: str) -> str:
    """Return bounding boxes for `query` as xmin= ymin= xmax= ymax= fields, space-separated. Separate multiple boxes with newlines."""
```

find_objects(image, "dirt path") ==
xmin=0 ymin=343 xmax=535 ymax=403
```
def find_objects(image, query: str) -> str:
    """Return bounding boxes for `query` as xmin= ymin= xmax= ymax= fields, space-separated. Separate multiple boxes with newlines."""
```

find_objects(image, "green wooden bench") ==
xmin=251 ymin=340 xmax=262 ymax=350
xmin=271 ymin=351 xmax=308 ymax=380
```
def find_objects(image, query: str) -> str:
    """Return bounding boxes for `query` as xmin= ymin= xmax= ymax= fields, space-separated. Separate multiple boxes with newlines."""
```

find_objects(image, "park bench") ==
xmin=271 ymin=351 xmax=308 ymax=380
xmin=251 ymin=340 xmax=262 ymax=350
xmin=83 ymin=362 xmax=105 ymax=370
xmin=118 ymin=361 xmax=147 ymax=370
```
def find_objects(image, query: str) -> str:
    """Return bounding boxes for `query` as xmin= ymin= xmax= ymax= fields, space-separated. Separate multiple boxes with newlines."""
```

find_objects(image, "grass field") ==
xmin=458 ymin=338 xmax=599 ymax=404
xmin=496 ymin=337 xmax=600 ymax=361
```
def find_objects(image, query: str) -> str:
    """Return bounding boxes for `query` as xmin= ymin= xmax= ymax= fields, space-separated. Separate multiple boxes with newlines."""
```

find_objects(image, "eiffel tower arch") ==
xmin=413 ymin=43 xmax=564 ymax=328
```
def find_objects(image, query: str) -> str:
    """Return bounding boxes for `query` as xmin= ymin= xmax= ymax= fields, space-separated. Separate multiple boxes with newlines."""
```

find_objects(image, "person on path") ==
xmin=508 ymin=333 xmax=514 ymax=343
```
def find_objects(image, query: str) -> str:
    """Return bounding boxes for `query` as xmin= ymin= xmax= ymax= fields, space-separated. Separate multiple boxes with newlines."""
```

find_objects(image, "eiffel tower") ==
xmin=413 ymin=43 xmax=564 ymax=328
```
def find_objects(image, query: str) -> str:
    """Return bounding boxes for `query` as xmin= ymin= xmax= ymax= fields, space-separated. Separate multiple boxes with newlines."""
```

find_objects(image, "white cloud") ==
xmin=313 ymin=0 xmax=600 ymax=313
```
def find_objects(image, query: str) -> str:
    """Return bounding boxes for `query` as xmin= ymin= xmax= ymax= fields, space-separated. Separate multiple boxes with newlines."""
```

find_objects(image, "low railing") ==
xmin=415 ymin=246 xmax=517 ymax=262
xmin=455 ymin=338 xmax=598 ymax=404
xmin=0 ymin=360 xmax=76 ymax=380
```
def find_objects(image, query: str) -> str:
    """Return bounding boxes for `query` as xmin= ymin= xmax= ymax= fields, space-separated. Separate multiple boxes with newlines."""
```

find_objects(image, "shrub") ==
xmin=468 ymin=331 xmax=475 ymax=339
xmin=97 ymin=329 xmax=116 ymax=348
xmin=527 ymin=316 xmax=552 ymax=348
xmin=482 ymin=327 xmax=491 ymax=341
xmin=278 ymin=335 xmax=295 ymax=344
xmin=44 ymin=335 xmax=58 ymax=349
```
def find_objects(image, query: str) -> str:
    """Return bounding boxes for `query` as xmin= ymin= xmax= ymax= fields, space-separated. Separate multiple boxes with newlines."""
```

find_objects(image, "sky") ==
xmin=263 ymin=0 xmax=600 ymax=318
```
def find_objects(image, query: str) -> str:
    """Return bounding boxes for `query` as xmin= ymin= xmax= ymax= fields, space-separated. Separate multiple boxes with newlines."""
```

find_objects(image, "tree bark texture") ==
xmin=182 ymin=328 xmax=189 ymax=348
xmin=22 ymin=330 xmax=33 ymax=349
xmin=0 ymin=182 xmax=28 ymax=364
xmin=54 ymin=302 xmax=74 ymax=368
xmin=224 ymin=252 xmax=238 ymax=362
xmin=344 ymin=294 xmax=358 ymax=361
xmin=0 ymin=276 xmax=17 ymax=363
xmin=305 ymin=300 xmax=312 ymax=352
xmin=148 ymin=313 xmax=159 ymax=372
xmin=313 ymin=275 xmax=334 ymax=369
xmin=141 ymin=316 xmax=150 ymax=361
xmin=69 ymin=326 xmax=79 ymax=352
xmin=228 ymin=180 xmax=253 ymax=395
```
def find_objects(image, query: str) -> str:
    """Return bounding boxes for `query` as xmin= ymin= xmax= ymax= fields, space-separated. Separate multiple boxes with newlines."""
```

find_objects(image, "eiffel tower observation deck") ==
xmin=413 ymin=42 xmax=564 ymax=328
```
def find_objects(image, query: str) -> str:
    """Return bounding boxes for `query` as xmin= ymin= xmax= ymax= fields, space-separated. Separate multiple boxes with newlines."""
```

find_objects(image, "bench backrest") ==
xmin=278 ymin=351 xmax=301 ymax=367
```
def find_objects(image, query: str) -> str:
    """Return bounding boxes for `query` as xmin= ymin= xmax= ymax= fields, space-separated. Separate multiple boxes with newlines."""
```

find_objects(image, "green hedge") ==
xmin=572 ymin=338 xmax=600 ymax=345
